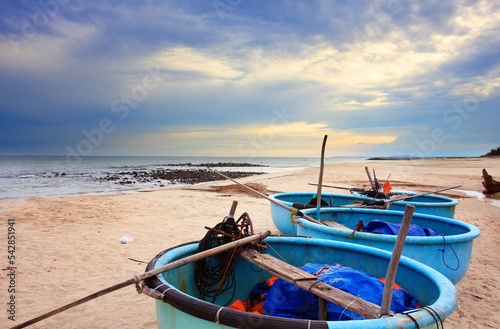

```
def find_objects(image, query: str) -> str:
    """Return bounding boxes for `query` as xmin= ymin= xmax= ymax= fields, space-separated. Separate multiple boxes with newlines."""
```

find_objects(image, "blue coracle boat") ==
xmin=142 ymin=236 xmax=457 ymax=329
xmin=295 ymin=208 xmax=480 ymax=284
xmin=269 ymin=191 xmax=458 ymax=235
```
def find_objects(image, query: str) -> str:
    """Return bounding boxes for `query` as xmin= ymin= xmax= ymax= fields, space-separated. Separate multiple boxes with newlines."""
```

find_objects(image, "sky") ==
xmin=0 ymin=0 xmax=498 ymax=158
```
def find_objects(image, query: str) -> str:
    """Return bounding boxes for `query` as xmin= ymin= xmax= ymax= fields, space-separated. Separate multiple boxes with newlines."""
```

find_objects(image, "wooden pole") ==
xmin=11 ymin=231 xmax=272 ymax=329
xmin=379 ymin=205 xmax=415 ymax=316
xmin=315 ymin=133 xmax=328 ymax=321
xmin=241 ymin=248 xmax=382 ymax=319
xmin=384 ymin=185 xmax=462 ymax=203
xmin=228 ymin=200 xmax=238 ymax=218
xmin=365 ymin=166 xmax=375 ymax=189
xmin=318 ymin=298 xmax=328 ymax=320
xmin=316 ymin=135 xmax=328 ymax=220
xmin=308 ymin=183 xmax=366 ymax=194
xmin=209 ymin=169 xmax=329 ymax=226
xmin=339 ymin=185 xmax=462 ymax=209
xmin=309 ymin=183 xmax=351 ymax=190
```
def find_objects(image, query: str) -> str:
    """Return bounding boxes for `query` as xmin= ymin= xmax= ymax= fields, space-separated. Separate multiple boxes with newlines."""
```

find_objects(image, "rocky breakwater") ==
xmin=99 ymin=164 xmax=265 ymax=187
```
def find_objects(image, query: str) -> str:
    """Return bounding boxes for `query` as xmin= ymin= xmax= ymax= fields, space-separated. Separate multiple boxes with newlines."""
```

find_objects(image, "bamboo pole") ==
xmin=316 ymin=135 xmax=328 ymax=220
xmin=365 ymin=166 xmax=375 ymax=189
xmin=379 ymin=205 xmax=415 ymax=316
xmin=338 ymin=185 xmax=462 ymax=209
xmin=383 ymin=185 xmax=462 ymax=203
xmin=11 ymin=231 xmax=272 ymax=329
xmin=210 ymin=169 xmax=329 ymax=226
xmin=309 ymin=183 xmax=354 ymax=190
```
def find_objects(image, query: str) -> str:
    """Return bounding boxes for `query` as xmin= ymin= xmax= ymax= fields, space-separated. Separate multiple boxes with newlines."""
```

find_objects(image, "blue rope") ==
xmin=438 ymin=235 xmax=459 ymax=271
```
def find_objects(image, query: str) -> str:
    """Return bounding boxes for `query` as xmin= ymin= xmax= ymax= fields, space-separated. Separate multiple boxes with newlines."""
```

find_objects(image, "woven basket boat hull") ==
xmin=295 ymin=207 xmax=479 ymax=284
xmin=142 ymin=236 xmax=457 ymax=329
xmin=269 ymin=191 xmax=458 ymax=235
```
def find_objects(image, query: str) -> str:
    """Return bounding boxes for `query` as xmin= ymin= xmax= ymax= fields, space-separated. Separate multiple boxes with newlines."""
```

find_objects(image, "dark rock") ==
xmin=97 ymin=169 xmax=263 ymax=187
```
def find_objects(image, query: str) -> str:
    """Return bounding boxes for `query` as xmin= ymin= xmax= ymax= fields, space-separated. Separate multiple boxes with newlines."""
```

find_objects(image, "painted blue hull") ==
xmin=295 ymin=208 xmax=480 ymax=284
xmin=269 ymin=191 xmax=458 ymax=235
xmin=143 ymin=236 xmax=457 ymax=329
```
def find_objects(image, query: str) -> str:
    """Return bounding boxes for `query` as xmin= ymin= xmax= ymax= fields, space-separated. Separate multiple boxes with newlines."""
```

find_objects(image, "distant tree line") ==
xmin=481 ymin=146 xmax=500 ymax=157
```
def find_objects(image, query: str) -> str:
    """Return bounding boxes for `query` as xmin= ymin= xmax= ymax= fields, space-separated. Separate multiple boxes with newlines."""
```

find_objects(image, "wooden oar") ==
xmin=308 ymin=182 xmax=366 ymax=194
xmin=383 ymin=185 xmax=462 ymax=203
xmin=380 ymin=205 xmax=415 ymax=316
xmin=339 ymin=185 xmax=462 ymax=209
xmin=209 ymin=169 xmax=329 ymax=226
xmin=315 ymin=135 xmax=328 ymax=219
xmin=11 ymin=231 xmax=272 ymax=329
xmin=241 ymin=248 xmax=383 ymax=319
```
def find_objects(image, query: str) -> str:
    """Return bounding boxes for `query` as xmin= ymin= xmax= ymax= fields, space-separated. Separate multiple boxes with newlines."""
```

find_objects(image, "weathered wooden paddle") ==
xmin=11 ymin=231 xmax=272 ymax=329
xmin=308 ymin=182 xmax=366 ymax=193
xmin=210 ymin=169 xmax=329 ymax=227
xmin=339 ymin=185 xmax=462 ymax=209
xmin=382 ymin=185 xmax=462 ymax=203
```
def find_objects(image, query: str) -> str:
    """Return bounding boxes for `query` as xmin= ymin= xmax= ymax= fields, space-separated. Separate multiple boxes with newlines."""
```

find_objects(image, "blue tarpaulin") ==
xmin=365 ymin=220 xmax=438 ymax=236
xmin=263 ymin=263 xmax=419 ymax=321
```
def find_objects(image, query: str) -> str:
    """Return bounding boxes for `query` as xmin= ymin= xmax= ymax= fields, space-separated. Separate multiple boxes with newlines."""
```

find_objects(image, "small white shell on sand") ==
xmin=119 ymin=235 xmax=134 ymax=244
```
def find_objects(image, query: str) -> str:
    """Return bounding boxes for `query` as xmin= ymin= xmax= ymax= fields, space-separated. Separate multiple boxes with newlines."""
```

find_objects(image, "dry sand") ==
xmin=1 ymin=158 xmax=499 ymax=328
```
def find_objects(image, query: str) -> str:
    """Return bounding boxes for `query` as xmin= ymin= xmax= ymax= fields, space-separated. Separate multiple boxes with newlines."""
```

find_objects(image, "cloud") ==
xmin=151 ymin=46 xmax=244 ymax=80
xmin=97 ymin=120 xmax=397 ymax=157
xmin=0 ymin=0 xmax=498 ymax=156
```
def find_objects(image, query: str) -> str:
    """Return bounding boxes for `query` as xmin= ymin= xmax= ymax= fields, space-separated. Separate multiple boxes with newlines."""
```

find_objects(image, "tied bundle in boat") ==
xmin=230 ymin=263 xmax=419 ymax=321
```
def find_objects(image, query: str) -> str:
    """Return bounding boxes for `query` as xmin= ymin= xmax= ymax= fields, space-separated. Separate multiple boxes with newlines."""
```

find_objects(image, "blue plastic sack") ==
xmin=263 ymin=263 xmax=419 ymax=321
xmin=365 ymin=220 xmax=438 ymax=236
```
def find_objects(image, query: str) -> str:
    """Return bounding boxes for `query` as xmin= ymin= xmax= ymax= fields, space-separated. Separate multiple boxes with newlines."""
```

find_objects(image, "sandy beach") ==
xmin=1 ymin=158 xmax=499 ymax=328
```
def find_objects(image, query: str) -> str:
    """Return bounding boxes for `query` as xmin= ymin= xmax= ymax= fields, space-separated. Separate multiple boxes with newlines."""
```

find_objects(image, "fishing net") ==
xmin=194 ymin=212 xmax=254 ymax=304
xmin=264 ymin=263 xmax=419 ymax=321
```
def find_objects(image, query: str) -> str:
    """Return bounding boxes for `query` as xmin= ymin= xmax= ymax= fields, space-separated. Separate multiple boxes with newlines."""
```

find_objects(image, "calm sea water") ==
xmin=0 ymin=155 xmax=366 ymax=200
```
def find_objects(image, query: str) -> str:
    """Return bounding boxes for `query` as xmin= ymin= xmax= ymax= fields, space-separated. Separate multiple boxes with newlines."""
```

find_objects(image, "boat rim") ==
xmin=143 ymin=236 xmax=457 ymax=328
xmin=297 ymin=207 xmax=480 ymax=244
xmin=269 ymin=191 xmax=459 ymax=206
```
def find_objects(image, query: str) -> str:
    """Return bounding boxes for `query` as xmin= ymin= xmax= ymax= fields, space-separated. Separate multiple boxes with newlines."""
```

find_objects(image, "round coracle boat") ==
xmin=269 ymin=191 xmax=458 ymax=235
xmin=142 ymin=236 xmax=457 ymax=329
xmin=295 ymin=207 xmax=480 ymax=284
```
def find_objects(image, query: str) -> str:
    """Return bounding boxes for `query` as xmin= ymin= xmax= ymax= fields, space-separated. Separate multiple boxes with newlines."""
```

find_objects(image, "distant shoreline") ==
xmin=367 ymin=156 xmax=481 ymax=160
xmin=164 ymin=162 xmax=268 ymax=167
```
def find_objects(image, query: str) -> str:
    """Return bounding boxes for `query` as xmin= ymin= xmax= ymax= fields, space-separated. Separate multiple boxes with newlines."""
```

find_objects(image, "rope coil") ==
xmin=194 ymin=212 xmax=254 ymax=304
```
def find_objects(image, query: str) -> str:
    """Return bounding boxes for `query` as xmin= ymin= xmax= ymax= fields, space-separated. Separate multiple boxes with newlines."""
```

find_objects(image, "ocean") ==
xmin=0 ymin=155 xmax=366 ymax=200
